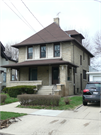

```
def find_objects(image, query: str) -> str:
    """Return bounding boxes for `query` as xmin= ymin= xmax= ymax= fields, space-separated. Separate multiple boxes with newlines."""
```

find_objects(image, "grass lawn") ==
xmin=18 ymin=96 xmax=82 ymax=110
xmin=0 ymin=93 xmax=18 ymax=105
xmin=0 ymin=111 xmax=27 ymax=120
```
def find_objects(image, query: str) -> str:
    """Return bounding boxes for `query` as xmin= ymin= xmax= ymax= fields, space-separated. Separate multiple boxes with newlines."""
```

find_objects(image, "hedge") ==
xmin=2 ymin=85 xmax=36 ymax=98
xmin=17 ymin=94 xmax=61 ymax=106
xmin=0 ymin=94 xmax=7 ymax=103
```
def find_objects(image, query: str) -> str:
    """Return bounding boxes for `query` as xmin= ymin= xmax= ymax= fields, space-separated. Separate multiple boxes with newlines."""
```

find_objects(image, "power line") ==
xmin=9 ymin=0 xmax=36 ymax=32
xmin=20 ymin=0 xmax=57 ymax=39
xmin=2 ymin=0 xmax=46 ymax=42
xmin=20 ymin=0 xmax=44 ymax=28
xmin=2 ymin=0 xmax=35 ymax=32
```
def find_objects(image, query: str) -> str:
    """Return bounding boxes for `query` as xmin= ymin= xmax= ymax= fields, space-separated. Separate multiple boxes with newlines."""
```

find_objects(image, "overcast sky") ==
xmin=0 ymin=0 xmax=101 ymax=45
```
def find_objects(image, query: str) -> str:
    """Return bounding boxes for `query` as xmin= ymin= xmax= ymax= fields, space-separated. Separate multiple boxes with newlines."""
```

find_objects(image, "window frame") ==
xmin=83 ymin=70 xmax=86 ymax=79
xmin=54 ymin=43 xmax=60 ymax=57
xmin=40 ymin=45 xmax=46 ymax=58
xmin=27 ymin=46 xmax=33 ymax=59
xmin=80 ymin=55 xmax=82 ymax=65
xmin=3 ymin=72 xmax=6 ymax=82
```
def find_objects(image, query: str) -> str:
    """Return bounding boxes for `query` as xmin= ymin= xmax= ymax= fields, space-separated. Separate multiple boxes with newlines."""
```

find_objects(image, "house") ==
xmin=86 ymin=66 xmax=101 ymax=81
xmin=2 ymin=18 xmax=94 ymax=96
xmin=0 ymin=42 xmax=17 ymax=91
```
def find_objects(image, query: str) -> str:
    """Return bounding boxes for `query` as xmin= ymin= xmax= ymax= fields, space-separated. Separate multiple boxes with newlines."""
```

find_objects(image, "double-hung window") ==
xmin=54 ymin=44 xmax=60 ymax=57
xmin=27 ymin=46 xmax=33 ymax=59
xmin=3 ymin=72 xmax=6 ymax=82
xmin=40 ymin=45 xmax=46 ymax=58
xmin=83 ymin=70 xmax=86 ymax=79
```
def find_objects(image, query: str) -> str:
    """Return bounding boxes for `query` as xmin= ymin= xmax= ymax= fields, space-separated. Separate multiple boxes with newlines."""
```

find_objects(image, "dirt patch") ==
xmin=50 ymin=120 xmax=58 ymax=124
xmin=0 ymin=117 xmax=21 ymax=129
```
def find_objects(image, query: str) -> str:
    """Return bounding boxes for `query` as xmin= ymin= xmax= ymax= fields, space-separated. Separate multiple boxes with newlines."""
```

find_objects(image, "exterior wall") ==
xmin=20 ymin=67 xmax=29 ymax=81
xmin=18 ymin=43 xmax=62 ymax=62
xmin=62 ymin=42 xmax=73 ymax=62
xmin=73 ymin=44 xmax=89 ymax=92
xmin=18 ymin=47 xmax=26 ymax=62
xmin=38 ymin=66 xmax=49 ymax=85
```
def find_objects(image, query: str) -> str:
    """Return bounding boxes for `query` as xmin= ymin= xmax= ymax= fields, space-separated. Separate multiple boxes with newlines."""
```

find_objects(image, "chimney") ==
xmin=54 ymin=18 xmax=59 ymax=25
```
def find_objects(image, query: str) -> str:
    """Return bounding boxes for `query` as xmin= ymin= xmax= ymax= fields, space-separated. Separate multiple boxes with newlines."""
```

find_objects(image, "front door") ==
xmin=29 ymin=68 xmax=37 ymax=80
xmin=52 ymin=67 xmax=59 ymax=84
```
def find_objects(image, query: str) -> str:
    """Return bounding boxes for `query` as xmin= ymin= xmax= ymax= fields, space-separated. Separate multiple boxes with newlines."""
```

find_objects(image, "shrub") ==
xmin=17 ymin=94 xmax=61 ymax=106
xmin=3 ymin=85 xmax=36 ymax=98
xmin=0 ymin=94 xmax=7 ymax=103
xmin=64 ymin=97 xmax=70 ymax=105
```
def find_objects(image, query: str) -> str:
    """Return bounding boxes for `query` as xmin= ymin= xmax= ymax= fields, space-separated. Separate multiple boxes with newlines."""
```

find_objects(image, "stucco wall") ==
xmin=18 ymin=47 xmax=26 ymax=62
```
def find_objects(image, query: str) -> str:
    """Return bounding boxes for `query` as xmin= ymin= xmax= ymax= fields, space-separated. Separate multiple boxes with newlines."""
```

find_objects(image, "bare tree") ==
xmin=4 ymin=42 xmax=19 ymax=61
xmin=94 ymin=31 xmax=101 ymax=55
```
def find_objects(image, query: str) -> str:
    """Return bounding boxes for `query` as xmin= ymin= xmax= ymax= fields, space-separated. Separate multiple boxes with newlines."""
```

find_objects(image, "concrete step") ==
xmin=37 ymin=86 xmax=53 ymax=95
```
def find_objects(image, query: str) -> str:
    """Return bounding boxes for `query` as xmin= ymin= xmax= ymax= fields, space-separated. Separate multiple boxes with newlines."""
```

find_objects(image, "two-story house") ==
xmin=2 ymin=18 xmax=94 ymax=96
xmin=0 ymin=42 xmax=17 ymax=91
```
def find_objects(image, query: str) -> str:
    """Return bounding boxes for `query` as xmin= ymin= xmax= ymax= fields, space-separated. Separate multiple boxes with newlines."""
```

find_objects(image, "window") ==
xmin=83 ymin=52 xmax=85 ymax=60
xmin=88 ymin=56 xmax=90 ymax=65
xmin=27 ymin=47 xmax=33 ymax=59
xmin=3 ymin=72 xmax=6 ymax=82
xmin=83 ymin=70 xmax=86 ymax=79
xmin=40 ymin=45 xmax=46 ymax=58
xmin=80 ymin=55 xmax=82 ymax=65
xmin=12 ymin=75 xmax=15 ymax=81
xmin=54 ymin=44 xmax=60 ymax=57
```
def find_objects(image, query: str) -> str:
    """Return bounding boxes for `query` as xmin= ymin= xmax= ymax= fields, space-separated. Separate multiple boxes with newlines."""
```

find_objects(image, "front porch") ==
xmin=3 ymin=59 xmax=78 ymax=96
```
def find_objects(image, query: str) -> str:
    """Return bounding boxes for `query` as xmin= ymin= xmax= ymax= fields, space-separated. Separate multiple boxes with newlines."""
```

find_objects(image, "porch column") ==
xmin=49 ymin=66 xmax=52 ymax=85
xmin=6 ymin=68 xmax=12 ymax=87
xmin=17 ymin=70 xmax=20 ymax=81
xmin=59 ymin=65 xmax=68 ymax=96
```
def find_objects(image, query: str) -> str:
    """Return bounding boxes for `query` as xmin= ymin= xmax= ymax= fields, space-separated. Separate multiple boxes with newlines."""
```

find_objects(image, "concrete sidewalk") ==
xmin=0 ymin=102 xmax=101 ymax=135
xmin=0 ymin=102 xmax=39 ymax=114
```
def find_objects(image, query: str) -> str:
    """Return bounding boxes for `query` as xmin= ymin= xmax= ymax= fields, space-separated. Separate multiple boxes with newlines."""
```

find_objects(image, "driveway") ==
xmin=0 ymin=102 xmax=101 ymax=135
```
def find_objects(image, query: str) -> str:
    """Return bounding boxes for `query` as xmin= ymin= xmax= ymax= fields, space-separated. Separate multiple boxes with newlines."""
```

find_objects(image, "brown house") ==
xmin=2 ymin=18 xmax=94 ymax=96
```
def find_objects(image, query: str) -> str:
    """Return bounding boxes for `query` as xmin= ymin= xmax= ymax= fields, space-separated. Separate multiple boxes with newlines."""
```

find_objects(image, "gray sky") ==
xmin=0 ymin=0 xmax=101 ymax=45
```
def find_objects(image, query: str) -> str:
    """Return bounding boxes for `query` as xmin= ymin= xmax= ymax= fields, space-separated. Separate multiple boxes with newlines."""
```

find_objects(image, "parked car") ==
xmin=82 ymin=82 xmax=101 ymax=105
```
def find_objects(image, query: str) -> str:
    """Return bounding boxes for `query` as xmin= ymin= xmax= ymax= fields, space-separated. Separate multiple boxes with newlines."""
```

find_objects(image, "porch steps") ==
xmin=37 ymin=86 xmax=53 ymax=95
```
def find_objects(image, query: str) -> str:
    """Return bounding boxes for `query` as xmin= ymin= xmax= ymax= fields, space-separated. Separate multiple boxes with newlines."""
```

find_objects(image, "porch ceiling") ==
xmin=1 ymin=58 xmax=78 ymax=69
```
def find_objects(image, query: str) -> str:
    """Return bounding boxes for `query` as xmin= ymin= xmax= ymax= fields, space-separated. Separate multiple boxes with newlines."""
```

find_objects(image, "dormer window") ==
xmin=54 ymin=44 xmax=60 ymax=57
xmin=27 ymin=46 xmax=33 ymax=59
xmin=40 ymin=45 xmax=46 ymax=58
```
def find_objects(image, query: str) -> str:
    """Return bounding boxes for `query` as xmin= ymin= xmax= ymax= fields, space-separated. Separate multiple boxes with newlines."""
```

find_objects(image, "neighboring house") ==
xmin=2 ymin=18 xmax=94 ymax=96
xmin=86 ymin=66 xmax=101 ymax=81
xmin=0 ymin=42 xmax=17 ymax=91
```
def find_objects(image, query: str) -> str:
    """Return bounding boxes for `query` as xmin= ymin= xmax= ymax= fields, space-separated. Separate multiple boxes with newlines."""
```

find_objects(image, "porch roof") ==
xmin=2 ymin=58 xmax=78 ymax=69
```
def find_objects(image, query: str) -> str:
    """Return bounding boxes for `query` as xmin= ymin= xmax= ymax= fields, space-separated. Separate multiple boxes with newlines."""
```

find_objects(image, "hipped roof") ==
xmin=12 ymin=23 xmax=74 ymax=47
xmin=12 ymin=23 xmax=94 ymax=57
xmin=2 ymin=58 xmax=78 ymax=69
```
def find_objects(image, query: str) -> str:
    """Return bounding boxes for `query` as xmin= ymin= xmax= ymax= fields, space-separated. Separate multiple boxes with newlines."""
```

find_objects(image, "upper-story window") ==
xmin=40 ymin=45 xmax=46 ymax=58
xmin=80 ymin=55 xmax=82 ymax=65
xmin=27 ymin=46 xmax=33 ymax=59
xmin=54 ymin=44 xmax=60 ymax=57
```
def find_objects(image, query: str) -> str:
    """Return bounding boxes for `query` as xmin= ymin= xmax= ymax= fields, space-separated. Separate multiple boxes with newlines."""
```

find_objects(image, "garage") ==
xmin=93 ymin=76 xmax=101 ymax=81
